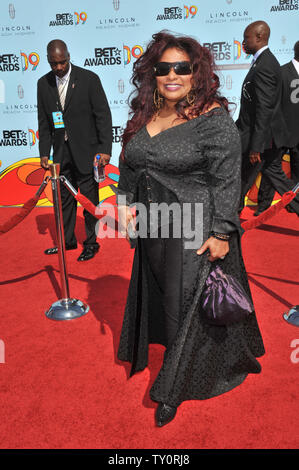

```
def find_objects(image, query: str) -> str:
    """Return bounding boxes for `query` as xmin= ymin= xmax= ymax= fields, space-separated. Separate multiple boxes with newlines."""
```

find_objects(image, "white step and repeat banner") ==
xmin=0 ymin=0 xmax=297 ymax=207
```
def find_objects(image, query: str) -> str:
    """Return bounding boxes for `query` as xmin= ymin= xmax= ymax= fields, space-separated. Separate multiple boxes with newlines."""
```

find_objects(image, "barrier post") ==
xmin=45 ymin=163 xmax=89 ymax=321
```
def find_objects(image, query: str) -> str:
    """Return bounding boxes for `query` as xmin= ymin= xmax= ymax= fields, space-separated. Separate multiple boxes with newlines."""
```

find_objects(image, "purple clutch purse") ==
xmin=201 ymin=265 xmax=253 ymax=326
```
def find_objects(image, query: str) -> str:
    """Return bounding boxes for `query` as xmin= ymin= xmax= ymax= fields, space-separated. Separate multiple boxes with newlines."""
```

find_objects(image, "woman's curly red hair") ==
xmin=121 ymin=31 xmax=229 ymax=158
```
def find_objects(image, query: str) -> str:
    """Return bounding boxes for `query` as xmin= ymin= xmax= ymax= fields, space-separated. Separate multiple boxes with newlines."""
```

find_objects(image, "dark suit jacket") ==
xmin=236 ymin=48 xmax=288 ymax=154
xmin=37 ymin=64 xmax=112 ymax=174
xmin=281 ymin=61 xmax=299 ymax=148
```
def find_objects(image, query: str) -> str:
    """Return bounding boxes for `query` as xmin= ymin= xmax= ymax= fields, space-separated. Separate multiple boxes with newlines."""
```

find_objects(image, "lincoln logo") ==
xmin=226 ymin=75 xmax=232 ymax=90
xmin=17 ymin=84 xmax=24 ymax=99
xmin=0 ymin=80 xmax=5 ymax=103
xmin=9 ymin=3 xmax=15 ymax=19
xmin=113 ymin=0 xmax=120 ymax=10
xmin=118 ymin=79 xmax=124 ymax=94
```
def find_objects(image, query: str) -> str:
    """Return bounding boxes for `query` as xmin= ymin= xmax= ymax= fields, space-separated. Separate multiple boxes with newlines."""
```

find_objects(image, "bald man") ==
xmin=37 ymin=40 xmax=113 ymax=260
xmin=236 ymin=21 xmax=299 ymax=216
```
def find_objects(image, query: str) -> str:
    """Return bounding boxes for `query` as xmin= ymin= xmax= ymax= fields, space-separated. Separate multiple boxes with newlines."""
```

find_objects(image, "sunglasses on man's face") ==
xmin=153 ymin=61 xmax=193 ymax=77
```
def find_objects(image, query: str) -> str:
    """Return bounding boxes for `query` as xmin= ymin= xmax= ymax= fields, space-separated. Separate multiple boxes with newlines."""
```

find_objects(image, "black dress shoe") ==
xmin=77 ymin=245 xmax=99 ymax=261
xmin=44 ymin=245 xmax=77 ymax=255
xmin=155 ymin=402 xmax=177 ymax=427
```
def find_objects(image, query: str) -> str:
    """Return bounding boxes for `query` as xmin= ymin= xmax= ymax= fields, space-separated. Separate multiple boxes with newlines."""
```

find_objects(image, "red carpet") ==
xmin=0 ymin=206 xmax=298 ymax=449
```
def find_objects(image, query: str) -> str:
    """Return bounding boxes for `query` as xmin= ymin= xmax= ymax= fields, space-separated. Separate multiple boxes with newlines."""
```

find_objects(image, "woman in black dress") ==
xmin=115 ymin=31 xmax=265 ymax=427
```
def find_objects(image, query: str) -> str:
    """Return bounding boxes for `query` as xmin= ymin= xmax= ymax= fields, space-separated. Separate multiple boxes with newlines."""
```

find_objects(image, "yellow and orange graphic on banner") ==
xmin=0 ymin=158 xmax=119 ymax=207
xmin=0 ymin=155 xmax=291 ymax=208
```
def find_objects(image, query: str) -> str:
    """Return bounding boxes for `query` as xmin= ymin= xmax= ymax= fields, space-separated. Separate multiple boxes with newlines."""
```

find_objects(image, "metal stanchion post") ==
xmin=45 ymin=163 xmax=89 ymax=320
xmin=282 ymin=184 xmax=299 ymax=327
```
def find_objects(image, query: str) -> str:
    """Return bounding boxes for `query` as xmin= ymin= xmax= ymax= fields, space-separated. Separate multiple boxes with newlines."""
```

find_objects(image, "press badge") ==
xmin=52 ymin=111 xmax=65 ymax=129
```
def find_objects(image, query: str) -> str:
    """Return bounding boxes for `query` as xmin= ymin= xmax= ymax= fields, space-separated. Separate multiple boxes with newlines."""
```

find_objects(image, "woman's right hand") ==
xmin=197 ymin=236 xmax=229 ymax=262
xmin=118 ymin=205 xmax=135 ymax=242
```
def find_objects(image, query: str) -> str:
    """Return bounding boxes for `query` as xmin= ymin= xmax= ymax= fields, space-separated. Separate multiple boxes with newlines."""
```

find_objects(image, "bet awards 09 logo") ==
xmin=0 ymin=129 xmax=39 ymax=147
xmin=0 ymin=129 xmax=27 ymax=146
xmin=203 ymin=39 xmax=250 ymax=63
xmin=156 ymin=5 xmax=198 ymax=20
xmin=49 ymin=11 xmax=87 ymax=26
xmin=123 ymin=44 xmax=143 ymax=66
xmin=112 ymin=126 xmax=123 ymax=143
xmin=0 ymin=53 xmax=19 ymax=71
xmin=84 ymin=47 xmax=122 ymax=67
xmin=270 ymin=0 xmax=298 ymax=11
xmin=0 ymin=51 xmax=39 ymax=72
xmin=156 ymin=7 xmax=183 ymax=20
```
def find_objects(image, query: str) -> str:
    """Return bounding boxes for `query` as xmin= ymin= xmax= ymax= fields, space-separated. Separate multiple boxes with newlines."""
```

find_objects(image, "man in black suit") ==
xmin=257 ymin=41 xmax=299 ymax=212
xmin=38 ymin=40 xmax=113 ymax=260
xmin=236 ymin=21 xmax=299 ymax=215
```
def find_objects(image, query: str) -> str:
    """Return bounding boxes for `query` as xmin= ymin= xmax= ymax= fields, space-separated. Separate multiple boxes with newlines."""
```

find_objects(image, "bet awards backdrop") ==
xmin=0 ymin=0 xmax=297 ymax=207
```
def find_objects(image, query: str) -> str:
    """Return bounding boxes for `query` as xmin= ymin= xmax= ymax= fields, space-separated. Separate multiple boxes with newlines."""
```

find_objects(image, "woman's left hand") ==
xmin=197 ymin=237 xmax=229 ymax=262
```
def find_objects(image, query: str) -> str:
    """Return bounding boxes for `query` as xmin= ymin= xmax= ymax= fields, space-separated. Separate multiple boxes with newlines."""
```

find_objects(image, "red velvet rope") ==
xmin=241 ymin=191 xmax=297 ymax=231
xmin=0 ymin=195 xmax=39 ymax=235
xmin=1 ymin=187 xmax=295 ymax=236
xmin=76 ymin=188 xmax=297 ymax=230
xmin=75 ymin=191 xmax=105 ymax=219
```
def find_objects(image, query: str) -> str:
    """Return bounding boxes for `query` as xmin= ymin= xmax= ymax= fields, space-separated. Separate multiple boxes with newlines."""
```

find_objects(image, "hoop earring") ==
xmin=186 ymin=89 xmax=196 ymax=107
xmin=153 ymin=88 xmax=163 ymax=113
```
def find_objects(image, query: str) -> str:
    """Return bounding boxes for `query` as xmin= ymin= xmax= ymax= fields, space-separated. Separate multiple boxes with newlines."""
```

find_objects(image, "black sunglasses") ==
xmin=154 ymin=61 xmax=193 ymax=76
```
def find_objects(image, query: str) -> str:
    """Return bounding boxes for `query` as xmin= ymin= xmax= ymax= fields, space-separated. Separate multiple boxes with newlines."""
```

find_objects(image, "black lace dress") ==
xmin=116 ymin=107 xmax=265 ymax=408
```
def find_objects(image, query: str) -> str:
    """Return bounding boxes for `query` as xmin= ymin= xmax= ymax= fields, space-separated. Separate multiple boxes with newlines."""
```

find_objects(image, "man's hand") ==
xmin=197 ymin=237 xmax=229 ymax=262
xmin=40 ymin=156 xmax=50 ymax=170
xmin=93 ymin=153 xmax=111 ymax=166
xmin=249 ymin=151 xmax=261 ymax=165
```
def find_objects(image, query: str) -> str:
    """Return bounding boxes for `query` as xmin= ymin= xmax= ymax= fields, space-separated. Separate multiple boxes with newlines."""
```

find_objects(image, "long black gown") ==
xmin=116 ymin=107 xmax=265 ymax=408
